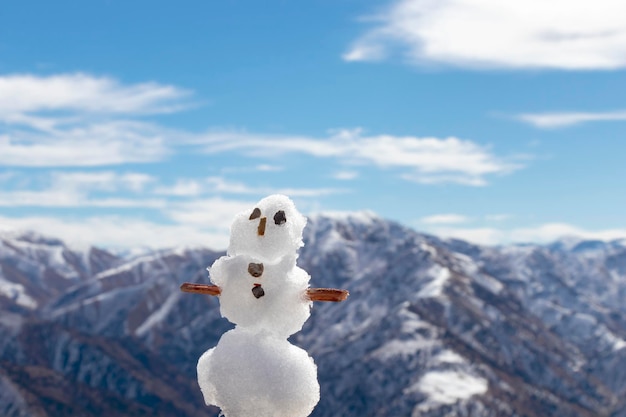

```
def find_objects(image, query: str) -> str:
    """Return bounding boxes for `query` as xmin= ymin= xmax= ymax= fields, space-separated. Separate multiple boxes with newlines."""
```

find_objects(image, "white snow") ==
xmin=373 ymin=305 xmax=440 ymax=361
xmin=452 ymin=252 xmax=477 ymax=273
xmin=135 ymin=291 xmax=181 ymax=336
xmin=8 ymin=238 xmax=80 ymax=280
xmin=398 ymin=302 xmax=429 ymax=333
xmin=373 ymin=338 xmax=436 ymax=361
xmin=95 ymin=253 xmax=160 ymax=280
xmin=433 ymin=349 xmax=466 ymax=365
xmin=417 ymin=266 xmax=450 ymax=298
xmin=0 ymin=278 xmax=37 ymax=309
xmin=599 ymin=326 xmax=626 ymax=352
xmin=473 ymin=272 xmax=504 ymax=294
xmin=612 ymin=337 xmax=626 ymax=351
xmin=410 ymin=370 xmax=488 ymax=404
xmin=419 ymin=242 xmax=438 ymax=257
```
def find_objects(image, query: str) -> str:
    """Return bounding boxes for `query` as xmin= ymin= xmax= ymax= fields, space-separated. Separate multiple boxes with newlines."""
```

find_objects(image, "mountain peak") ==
xmin=0 ymin=230 xmax=66 ymax=247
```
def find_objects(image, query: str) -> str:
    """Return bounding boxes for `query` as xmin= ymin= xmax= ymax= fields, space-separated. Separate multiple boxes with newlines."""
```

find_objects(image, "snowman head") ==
xmin=228 ymin=194 xmax=307 ymax=262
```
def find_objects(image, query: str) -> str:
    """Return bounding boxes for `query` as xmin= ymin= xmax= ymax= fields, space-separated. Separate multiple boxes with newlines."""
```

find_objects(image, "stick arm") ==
xmin=180 ymin=282 xmax=221 ymax=296
xmin=305 ymin=288 xmax=349 ymax=302
xmin=180 ymin=283 xmax=349 ymax=302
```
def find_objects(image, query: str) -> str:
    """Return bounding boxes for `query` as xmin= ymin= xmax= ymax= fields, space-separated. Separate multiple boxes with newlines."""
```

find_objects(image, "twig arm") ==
xmin=180 ymin=283 xmax=222 ymax=296
xmin=180 ymin=283 xmax=348 ymax=302
xmin=305 ymin=288 xmax=349 ymax=302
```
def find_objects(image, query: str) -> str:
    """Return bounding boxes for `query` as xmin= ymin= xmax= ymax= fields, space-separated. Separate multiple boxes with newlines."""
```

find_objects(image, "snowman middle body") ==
xmin=210 ymin=253 xmax=312 ymax=337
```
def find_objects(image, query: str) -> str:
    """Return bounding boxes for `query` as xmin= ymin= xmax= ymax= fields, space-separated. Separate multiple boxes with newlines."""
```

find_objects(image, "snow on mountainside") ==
xmin=0 ymin=231 xmax=120 ymax=310
xmin=2 ymin=216 xmax=626 ymax=416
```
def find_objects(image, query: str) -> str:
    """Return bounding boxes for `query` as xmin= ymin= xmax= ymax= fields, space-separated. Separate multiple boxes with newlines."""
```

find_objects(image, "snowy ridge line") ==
xmin=1 ymin=214 xmax=626 ymax=416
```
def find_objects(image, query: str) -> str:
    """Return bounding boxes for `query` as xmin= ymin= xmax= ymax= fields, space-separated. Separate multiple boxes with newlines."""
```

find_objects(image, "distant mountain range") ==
xmin=1 ymin=214 xmax=626 ymax=417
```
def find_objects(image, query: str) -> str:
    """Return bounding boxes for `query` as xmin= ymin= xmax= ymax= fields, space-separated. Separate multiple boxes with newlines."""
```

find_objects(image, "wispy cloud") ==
xmin=0 ymin=171 xmax=163 ymax=208
xmin=51 ymin=171 xmax=154 ymax=192
xmin=0 ymin=73 xmax=191 ymax=167
xmin=0 ymin=72 xmax=520 ymax=183
xmin=427 ymin=223 xmax=626 ymax=246
xmin=333 ymin=170 xmax=359 ymax=180
xmin=0 ymin=193 xmax=263 ymax=250
xmin=0 ymin=171 xmax=345 ymax=212
xmin=0 ymin=120 xmax=174 ymax=167
xmin=0 ymin=172 xmax=15 ymax=182
xmin=155 ymin=176 xmax=347 ymax=198
xmin=517 ymin=110 xmax=626 ymax=128
xmin=420 ymin=214 xmax=470 ymax=225
xmin=198 ymin=129 xmax=519 ymax=186
xmin=0 ymin=215 xmax=230 ymax=250
xmin=154 ymin=179 xmax=205 ymax=197
xmin=255 ymin=164 xmax=283 ymax=172
xmin=0 ymin=73 xmax=191 ymax=123
xmin=484 ymin=214 xmax=511 ymax=222
xmin=345 ymin=0 xmax=626 ymax=70
xmin=164 ymin=197 xmax=256 ymax=229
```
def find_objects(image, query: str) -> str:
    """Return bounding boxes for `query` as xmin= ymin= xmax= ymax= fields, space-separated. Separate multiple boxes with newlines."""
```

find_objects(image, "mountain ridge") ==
xmin=1 ymin=214 xmax=626 ymax=416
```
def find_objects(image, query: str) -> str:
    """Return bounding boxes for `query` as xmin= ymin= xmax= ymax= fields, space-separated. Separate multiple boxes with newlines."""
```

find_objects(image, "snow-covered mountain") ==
xmin=1 ymin=215 xmax=626 ymax=417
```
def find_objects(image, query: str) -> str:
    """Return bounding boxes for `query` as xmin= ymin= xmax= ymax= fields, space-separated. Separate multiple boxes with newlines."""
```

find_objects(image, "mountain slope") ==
xmin=1 ymin=217 xmax=626 ymax=416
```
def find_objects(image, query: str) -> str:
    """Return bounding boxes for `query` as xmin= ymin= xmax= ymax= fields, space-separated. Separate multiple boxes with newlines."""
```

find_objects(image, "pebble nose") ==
xmin=257 ymin=217 xmax=267 ymax=236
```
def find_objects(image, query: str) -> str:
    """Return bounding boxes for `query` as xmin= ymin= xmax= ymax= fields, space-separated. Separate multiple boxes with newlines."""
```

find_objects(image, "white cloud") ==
xmin=333 ymin=170 xmax=359 ymax=180
xmin=0 ymin=172 xmax=15 ymax=182
xmin=220 ymin=164 xmax=285 ymax=174
xmin=0 ymin=171 xmax=161 ymax=208
xmin=429 ymin=227 xmax=506 ymax=246
xmin=420 ymin=214 xmax=470 ymax=224
xmin=345 ymin=0 xmax=626 ymax=70
xmin=0 ymin=120 xmax=170 ymax=167
xmin=427 ymin=223 xmax=626 ymax=246
xmin=165 ymin=198 xmax=255 ymax=228
xmin=0 ymin=73 xmax=191 ymax=122
xmin=0 ymin=73 xmax=192 ymax=167
xmin=403 ymin=173 xmax=488 ymax=186
xmin=154 ymin=175 xmax=347 ymax=198
xmin=0 ymin=215 xmax=229 ymax=250
xmin=0 ymin=195 xmax=269 ymax=250
xmin=272 ymin=187 xmax=348 ymax=197
xmin=204 ymin=176 xmax=347 ymax=197
xmin=0 ymin=171 xmax=345 ymax=209
xmin=198 ymin=130 xmax=339 ymax=157
xmin=512 ymin=223 xmax=626 ymax=243
xmin=0 ymin=190 xmax=166 ymax=208
xmin=199 ymin=129 xmax=518 ymax=186
xmin=255 ymin=164 xmax=283 ymax=172
xmin=206 ymin=176 xmax=258 ymax=194
xmin=154 ymin=179 xmax=205 ymax=197
xmin=517 ymin=110 xmax=626 ymax=128
xmin=51 ymin=171 xmax=154 ymax=192
xmin=484 ymin=214 xmax=511 ymax=222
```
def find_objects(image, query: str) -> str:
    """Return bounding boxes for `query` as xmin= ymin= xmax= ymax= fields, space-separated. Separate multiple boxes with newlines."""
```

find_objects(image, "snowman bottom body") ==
xmin=197 ymin=328 xmax=320 ymax=417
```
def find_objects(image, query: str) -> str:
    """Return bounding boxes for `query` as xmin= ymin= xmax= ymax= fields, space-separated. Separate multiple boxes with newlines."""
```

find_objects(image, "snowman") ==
xmin=181 ymin=194 xmax=348 ymax=417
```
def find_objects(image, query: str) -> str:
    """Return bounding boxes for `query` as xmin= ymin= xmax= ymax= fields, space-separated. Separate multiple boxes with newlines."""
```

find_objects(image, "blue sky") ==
xmin=1 ymin=0 xmax=626 ymax=249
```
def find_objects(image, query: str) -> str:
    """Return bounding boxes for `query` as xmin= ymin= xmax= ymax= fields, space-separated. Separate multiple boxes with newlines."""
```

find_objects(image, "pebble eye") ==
xmin=249 ymin=207 xmax=261 ymax=220
xmin=273 ymin=210 xmax=287 ymax=225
